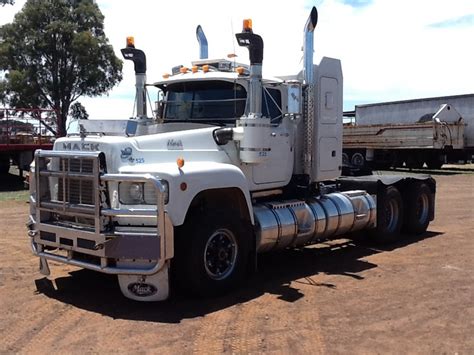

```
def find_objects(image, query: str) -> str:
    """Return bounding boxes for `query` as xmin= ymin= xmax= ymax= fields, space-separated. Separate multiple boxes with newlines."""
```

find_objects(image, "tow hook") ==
xmin=28 ymin=229 xmax=38 ymax=238
xmin=94 ymin=243 xmax=104 ymax=250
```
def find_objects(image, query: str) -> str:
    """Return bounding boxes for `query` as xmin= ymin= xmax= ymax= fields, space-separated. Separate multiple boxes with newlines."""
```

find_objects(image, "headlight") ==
xmin=129 ymin=183 xmax=143 ymax=201
xmin=119 ymin=182 xmax=143 ymax=204
xmin=119 ymin=180 xmax=169 ymax=205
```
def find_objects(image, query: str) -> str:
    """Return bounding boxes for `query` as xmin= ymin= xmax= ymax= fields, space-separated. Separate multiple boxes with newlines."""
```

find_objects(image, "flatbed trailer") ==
xmin=0 ymin=108 xmax=56 ymax=174
xmin=343 ymin=103 xmax=469 ymax=169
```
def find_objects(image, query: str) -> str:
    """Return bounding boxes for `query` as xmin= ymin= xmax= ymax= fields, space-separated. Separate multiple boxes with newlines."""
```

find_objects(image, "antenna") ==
xmin=230 ymin=18 xmax=236 ymax=57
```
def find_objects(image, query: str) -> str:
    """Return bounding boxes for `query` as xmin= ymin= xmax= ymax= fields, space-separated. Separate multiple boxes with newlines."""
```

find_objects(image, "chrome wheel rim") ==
xmin=204 ymin=228 xmax=238 ymax=280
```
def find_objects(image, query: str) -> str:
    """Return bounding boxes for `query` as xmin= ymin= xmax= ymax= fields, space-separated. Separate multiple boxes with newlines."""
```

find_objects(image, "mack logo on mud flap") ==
xmin=128 ymin=282 xmax=157 ymax=297
xmin=62 ymin=142 xmax=100 ymax=151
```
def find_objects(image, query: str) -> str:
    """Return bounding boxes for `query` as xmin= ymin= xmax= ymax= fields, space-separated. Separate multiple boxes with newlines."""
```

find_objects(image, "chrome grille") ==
xmin=61 ymin=158 xmax=94 ymax=173
xmin=57 ymin=158 xmax=95 ymax=206
xmin=35 ymin=151 xmax=106 ymax=232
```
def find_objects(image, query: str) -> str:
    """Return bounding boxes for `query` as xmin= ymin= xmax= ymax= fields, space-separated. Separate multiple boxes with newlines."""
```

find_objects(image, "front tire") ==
xmin=173 ymin=212 xmax=250 ymax=297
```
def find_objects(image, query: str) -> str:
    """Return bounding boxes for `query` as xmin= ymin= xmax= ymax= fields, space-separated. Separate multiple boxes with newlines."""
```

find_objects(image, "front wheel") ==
xmin=173 ymin=212 xmax=250 ymax=296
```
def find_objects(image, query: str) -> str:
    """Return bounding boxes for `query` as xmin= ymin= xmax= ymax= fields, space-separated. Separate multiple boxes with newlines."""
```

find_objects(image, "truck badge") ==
xmin=120 ymin=147 xmax=133 ymax=160
xmin=62 ymin=142 xmax=100 ymax=151
xmin=167 ymin=139 xmax=183 ymax=150
xmin=128 ymin=282 xmax=157 ymax=297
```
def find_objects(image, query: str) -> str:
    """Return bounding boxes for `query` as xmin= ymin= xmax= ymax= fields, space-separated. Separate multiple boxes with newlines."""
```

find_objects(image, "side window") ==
xmin=262 ymin=88 xmax=282 ymax=124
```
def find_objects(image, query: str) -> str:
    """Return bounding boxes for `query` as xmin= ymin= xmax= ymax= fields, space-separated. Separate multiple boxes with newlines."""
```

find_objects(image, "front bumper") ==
xmin=29 ymin=150 xmax=173 ymax=276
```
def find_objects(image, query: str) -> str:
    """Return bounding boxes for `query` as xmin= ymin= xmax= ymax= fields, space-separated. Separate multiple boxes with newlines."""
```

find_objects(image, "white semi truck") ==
xmin=27 ymin=7 xmax=435 ymax=301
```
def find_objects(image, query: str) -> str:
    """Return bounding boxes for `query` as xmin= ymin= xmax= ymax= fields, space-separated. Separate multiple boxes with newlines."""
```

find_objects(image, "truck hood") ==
xmin=54 ymin=126 xmax=239 ymax=174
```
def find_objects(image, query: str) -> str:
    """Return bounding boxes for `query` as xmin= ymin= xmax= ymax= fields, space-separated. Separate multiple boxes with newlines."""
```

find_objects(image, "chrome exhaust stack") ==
xmin=303 ymin=7 xmax=318 ymax=86
xmin=121 ymin=37 xmax=147 ymax=119
xmin=233 ymin=19 xmax=271 ymax=164
xmin=302 ymin=7 xmax=318 ymax=178
xmin=196 ymin=25 xmax=208 ymax=59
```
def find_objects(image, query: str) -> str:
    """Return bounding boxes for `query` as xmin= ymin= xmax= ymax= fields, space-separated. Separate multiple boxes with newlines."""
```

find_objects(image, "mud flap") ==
xmin=117 ymin=261 xmax=170 ymax=301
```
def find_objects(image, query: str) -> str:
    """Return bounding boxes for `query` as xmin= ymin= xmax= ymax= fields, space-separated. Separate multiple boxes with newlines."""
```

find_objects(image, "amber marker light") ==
xmin=236 ymin=66 xmax=245 ymax=75
xmin=202 ymin=65 xmax=209 ymax=73
xmin=180 ymin=67 xmax=189 ymax=74
xmin=126 ymin=36 xmax=135 ymax=48
xmin=163 ymin=73 xmax=170 ymax=79
xmin=243 ymin=19 xmax=252 ymax=31
xmin=177 ymin=157 xmax=185 ymax=168
xmin=192 ymin=66 xmax=198 ymax=73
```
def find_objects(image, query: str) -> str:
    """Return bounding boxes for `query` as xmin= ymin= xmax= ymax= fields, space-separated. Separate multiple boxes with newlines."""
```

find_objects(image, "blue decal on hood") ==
xmin=121 ymin=147 xmax=133 ymax=160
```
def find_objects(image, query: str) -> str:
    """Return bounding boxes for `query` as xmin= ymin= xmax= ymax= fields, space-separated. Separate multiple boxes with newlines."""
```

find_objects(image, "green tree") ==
xmin=69 ymin=101 xmax=89 ymax=120
xmin=0 ymin=0 xmax=122 ymax=136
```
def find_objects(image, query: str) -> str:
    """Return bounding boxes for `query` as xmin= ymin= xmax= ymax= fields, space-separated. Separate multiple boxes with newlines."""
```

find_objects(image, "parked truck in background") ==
xmin=0 ymin=108 xmax=56 ymax=175
xmin=27 ymin=7 xmax=436 ymax=301
xmin=343 ymin=94 xmax=474 ymax=169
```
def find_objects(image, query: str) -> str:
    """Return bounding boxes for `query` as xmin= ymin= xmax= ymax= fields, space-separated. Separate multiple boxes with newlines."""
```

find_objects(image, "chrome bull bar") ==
xmin=31 ymin=150 xmax=173 ymax=275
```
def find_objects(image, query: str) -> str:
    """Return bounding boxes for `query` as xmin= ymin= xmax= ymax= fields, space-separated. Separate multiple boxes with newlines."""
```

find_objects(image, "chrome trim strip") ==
xmin=239 ymin=147 xmax=272 ymax=152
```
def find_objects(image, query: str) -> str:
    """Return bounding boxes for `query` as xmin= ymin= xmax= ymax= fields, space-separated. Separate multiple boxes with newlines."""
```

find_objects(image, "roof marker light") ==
xmin=192 ymin=65 xmax=198 ymax=73
xmin=126 ymin=36 xmax=135 ymax=48
xmin=243 ymin=19 xmax=252 ymax=32
xmin=236 ymin=66 xmax=245 ymax=75
xmin=202 ymin=65 xmax=209 ymax=73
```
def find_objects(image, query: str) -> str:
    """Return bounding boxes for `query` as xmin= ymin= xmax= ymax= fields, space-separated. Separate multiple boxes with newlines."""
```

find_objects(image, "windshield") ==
xmin=164 ymin=80 xmax=246 ymax=123
xmin=162 ymin=80 xmax=283 ymax=125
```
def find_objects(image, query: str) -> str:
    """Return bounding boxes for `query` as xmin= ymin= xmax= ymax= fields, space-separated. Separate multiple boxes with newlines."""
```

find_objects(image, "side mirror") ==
xmin=154 ymin=100 xmax=165 ymax=119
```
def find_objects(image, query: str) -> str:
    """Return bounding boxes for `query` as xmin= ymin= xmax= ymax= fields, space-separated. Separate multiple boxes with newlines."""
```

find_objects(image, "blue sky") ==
xmin=1 ymin=0 xmax=473 ymax=117
xmin=429 ymin=14 xmax=474 ymax=28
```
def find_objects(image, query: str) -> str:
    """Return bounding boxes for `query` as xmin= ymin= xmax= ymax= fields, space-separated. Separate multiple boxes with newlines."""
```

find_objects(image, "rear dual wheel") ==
xmin=351 ymin=152 xmax=366 ymax=167
xmin=403 ymin=182 xmax=432 ymax=235
xmin=369 ymin=186 xmax=403 ymax=244
xmin=369 ymin=182 xmax=432 ymax=244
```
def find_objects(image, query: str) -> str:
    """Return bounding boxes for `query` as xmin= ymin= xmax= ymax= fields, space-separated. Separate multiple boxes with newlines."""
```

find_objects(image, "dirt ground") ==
xmin=0 ymin=170 xmax=473 ymax=354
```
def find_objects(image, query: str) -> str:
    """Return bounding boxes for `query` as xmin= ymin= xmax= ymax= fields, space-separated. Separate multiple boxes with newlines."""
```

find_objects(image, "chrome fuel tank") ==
xmin=254 ymin=190 xmax=376 ymax=252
